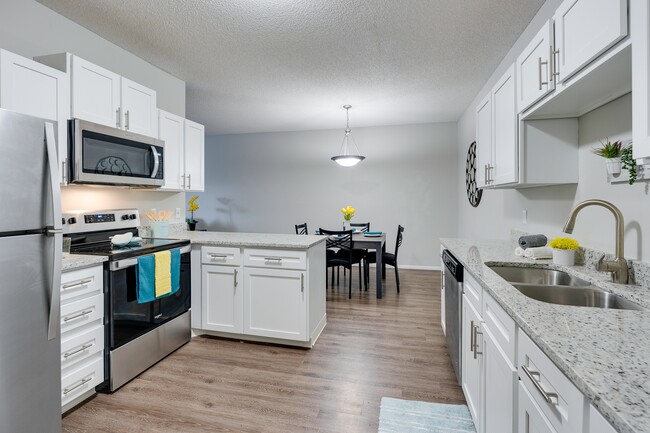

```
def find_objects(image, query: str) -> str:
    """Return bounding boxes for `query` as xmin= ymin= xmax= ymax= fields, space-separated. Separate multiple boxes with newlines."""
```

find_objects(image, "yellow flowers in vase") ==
xmin=341 ymin=205 xmax=355 ymax=230
xmin=187 ymin=195 xmax=199 ymax=231
xmin=549 ymin=237 xmax=579 ymax=266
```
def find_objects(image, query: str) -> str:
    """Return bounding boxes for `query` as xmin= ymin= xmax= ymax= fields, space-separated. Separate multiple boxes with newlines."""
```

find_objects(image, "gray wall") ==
xmin=455 ymin=1 xmax=650 ymax=261
xmin=0 ymin=0 xmax=188 ymax=220
xmin=197 ymin=123 xmax=458 ymax=268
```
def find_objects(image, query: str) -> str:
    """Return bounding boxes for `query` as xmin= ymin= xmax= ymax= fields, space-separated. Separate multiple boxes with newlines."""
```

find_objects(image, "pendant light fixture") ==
xmin=331 ymin=105 xmax=365 ymax=167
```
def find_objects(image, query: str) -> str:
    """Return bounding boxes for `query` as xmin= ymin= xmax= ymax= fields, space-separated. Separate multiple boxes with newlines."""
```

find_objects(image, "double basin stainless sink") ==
xmin=488 ymin=266 xmax=642 ymax=310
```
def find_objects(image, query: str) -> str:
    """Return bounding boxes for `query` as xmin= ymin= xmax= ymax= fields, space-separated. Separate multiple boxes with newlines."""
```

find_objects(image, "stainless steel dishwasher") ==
xmin=442 ymin=249 xmax=463 ymax=386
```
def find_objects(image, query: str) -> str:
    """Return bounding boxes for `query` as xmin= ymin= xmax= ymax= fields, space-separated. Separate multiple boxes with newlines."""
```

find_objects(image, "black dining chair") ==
xmin=349 ymin=222 xmax=370 ymax=289
xmin=365 ymin=225 xmax=404 ymax=293
xmin=320 ymin=229 xmax=366 ymax=298
xmin=295 ymin=223 xmax=308 ymax=235
xmin=350 ymin=222 xmax=370 ymax=232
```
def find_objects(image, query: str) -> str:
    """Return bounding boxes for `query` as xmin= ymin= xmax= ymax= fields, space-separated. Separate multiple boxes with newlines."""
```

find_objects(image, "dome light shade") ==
xmin=332 ymin=105 xmax=365 ymax=167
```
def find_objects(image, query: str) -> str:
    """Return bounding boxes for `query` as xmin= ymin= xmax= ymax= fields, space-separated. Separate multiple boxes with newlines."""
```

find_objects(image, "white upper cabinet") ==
xmin=475 ymin=94 xmax=492 ymax=188
xmin=0 ymin=49 xmax=69 ymax=184
xmin=121 ymin=77 xmax=157 ymax=136
xmin=36 ymin=53 xmax=158 ymax=137
xmin=158 ymin=110 xmax=205 ymax=192
xmin=184 ymin=119 xmax=205 ymax=192
xmin=491 ymin=64 xmax=517 ymax=186
xmin=632 ymin=0 xmax=650 ymax=160
xmin=554 ymin=0 xmax=628 ymax=82
xmin=70 ymin=55 xmax=120 ymax=128
xmin=517 ymin=20 xmax=555 ymax=112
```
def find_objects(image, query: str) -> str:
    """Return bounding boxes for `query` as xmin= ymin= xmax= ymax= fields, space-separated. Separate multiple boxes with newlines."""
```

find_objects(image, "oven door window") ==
xmin=82 ymin=130 xmax=163 ymax=179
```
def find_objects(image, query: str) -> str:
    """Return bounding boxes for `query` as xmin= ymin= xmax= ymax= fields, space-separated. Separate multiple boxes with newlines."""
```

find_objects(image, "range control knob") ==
xmin=129 ymin=214 xmax=137 ymax=220
xmin=67 ymin=217 xmax=77 ymax=225
xmin=62 ymin=218 xmax=66 ymax=225
xmin=122 ymin=214 xmax=130 ymax=221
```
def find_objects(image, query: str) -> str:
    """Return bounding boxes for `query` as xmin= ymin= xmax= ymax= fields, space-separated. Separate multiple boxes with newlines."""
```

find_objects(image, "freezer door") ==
xmin=0 ymin=109 xmax=59 ymax=233
xmin=0 ymin=234 xmax=61 ymax=432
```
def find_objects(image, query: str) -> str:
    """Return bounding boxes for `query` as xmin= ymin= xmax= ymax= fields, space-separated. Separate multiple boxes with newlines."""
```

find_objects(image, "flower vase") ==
xmin=552 ymin=249 xmax=575 ymax=266
xmin=343 ymin=221 xmax=351 ymax=231
xmin=606 ymin=158 xmax=622 ymax=178
xmin=188 ymin=221 xmax=197 ymax=231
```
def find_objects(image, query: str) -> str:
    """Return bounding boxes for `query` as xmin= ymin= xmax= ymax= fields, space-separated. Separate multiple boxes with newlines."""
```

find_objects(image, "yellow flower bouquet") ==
xmin=187 ymin=196 xmax=199 ymax=230
xmin=341 ymin=206 xmax=356 ymax=222
xmin=548 ymin=237 xmax=579 ymax=266
xmin=548 ymin=237 xmax=579 ymax=250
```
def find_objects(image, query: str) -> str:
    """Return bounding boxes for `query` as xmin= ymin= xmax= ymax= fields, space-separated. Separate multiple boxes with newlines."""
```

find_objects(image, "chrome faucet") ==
xmin=562 ymin=199 xmax=628 ymax=284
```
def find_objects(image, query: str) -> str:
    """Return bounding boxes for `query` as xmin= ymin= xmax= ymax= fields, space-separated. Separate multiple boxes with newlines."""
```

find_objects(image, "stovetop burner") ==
xmin=70 ymin=237 xmax=190 ymax=260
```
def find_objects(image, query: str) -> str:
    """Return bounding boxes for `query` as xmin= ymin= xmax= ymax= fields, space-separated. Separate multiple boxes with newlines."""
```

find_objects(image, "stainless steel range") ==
xmin=64 ymin=209 xmax=191 ymax=392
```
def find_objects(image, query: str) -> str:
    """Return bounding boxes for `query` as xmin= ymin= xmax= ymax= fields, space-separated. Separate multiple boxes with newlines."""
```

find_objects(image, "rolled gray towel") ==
xmin=518 ymin=234 xmax=547 ymax=250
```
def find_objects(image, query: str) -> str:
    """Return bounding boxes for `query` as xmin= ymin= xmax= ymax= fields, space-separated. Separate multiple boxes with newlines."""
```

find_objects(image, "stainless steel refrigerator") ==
xmin=0 ymin=109 xmax=62 ymax=432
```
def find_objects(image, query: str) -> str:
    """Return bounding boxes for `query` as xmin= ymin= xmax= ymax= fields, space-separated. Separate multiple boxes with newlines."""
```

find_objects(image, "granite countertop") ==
xmin=173 ymin=231 xmax=326 ymax=249
xmin=61 ymin=253 xmax=107 ymax=271
xmin=440 ymin=238 xmax=650 ymax=433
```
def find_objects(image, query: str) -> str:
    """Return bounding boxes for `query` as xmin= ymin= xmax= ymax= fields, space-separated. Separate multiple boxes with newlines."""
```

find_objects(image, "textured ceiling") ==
xmin=36 ymin=0 xmax=544 ymax=135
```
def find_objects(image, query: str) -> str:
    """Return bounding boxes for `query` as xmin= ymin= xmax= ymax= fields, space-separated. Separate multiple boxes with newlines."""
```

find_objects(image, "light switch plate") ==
xmin=175 ymin=208 xmax=181 ymax=219
xmin=522 ymin=210 xmax=528 ymax=225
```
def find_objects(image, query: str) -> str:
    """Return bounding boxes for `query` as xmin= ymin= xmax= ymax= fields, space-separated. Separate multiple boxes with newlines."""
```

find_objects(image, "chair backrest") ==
xmin=319 ymin=229 xmax=353 ymax=251
xmin=350 ymin=222 xmax=370 ymax=232
xmin=295 ymin=223 xmax=308 ymax=235
xmin=394 ymin=225 xmax=404 ymax=257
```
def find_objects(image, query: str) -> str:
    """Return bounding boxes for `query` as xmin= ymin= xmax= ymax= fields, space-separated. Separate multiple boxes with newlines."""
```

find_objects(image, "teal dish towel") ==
xmin=136 ymin=248 xmax=181 ymax=303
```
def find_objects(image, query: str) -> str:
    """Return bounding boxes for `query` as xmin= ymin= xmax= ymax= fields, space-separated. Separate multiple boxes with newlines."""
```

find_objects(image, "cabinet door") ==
xmin=475 ymin=94 xmax=492 ymax=188
xmin=632 ymin=0 xmax=650 ymax=159
xmin=71 ymin=55 xmax=120 ymax=129
xmin=518 ymin=381 xmax=558 ymax=433
xmin=201 ymin=265 xmax=243 ymax=333
xmin=121 ymin=77 xmax=157 ymax=136
xmin=555 ymin=0 xmax=627 ymax=82
xmin=461 ymin=294 xmax=483 ymax=430
xmin=483 ymin=326 xmax=517 ymax=433
xmin=243 ymin=268 xmax=307 ymax=341
xmin=491 ymin=64 xmax=518 ymax=186
xmin=517 ymin=20 xmax=555 ymax=112
xmin=0 ymin=49 xmax=69 ymax=184
xmin=184 ymin=119 xmax=205 ymax=192
xmin=158 ymin=110 xmax=185 ymax=190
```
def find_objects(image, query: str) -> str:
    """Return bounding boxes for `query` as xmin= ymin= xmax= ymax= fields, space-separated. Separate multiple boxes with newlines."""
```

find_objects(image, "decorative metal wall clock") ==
xmin=465 ymin=141 xmax=482 ymax=207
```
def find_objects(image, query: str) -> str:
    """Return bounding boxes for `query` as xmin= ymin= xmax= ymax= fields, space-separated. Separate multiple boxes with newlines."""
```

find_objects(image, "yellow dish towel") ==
xmin=154 ymin=250 xmax=172 ymax=297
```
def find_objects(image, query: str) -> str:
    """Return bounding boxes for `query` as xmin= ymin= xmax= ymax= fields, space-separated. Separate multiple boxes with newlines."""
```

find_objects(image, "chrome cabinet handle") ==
xmin=538 ymin=56 xmax=549 ymax=90
xmin=62 ymin=278 xmax=93 ymax=291
xmin=116 ymin=107 xmax=121 ymax=128
xmin=182 ymin=174 xmax=186 ymax=189
xmin=61 ymin=159 xmax=67 ymax=185
xmin=470 ymin=320 xmax=475 ymax=351
xmin=551 ymin=47 xmax=560 ymax=79
xmin=234 ymin=269 xmax=238 ymax=287
xmin=264 ymin=257 xmax=283 ymax=263
xmin=522 ymin=365 xmax=558 ymax=405
xmin=125 ymin=110 xmax=130 ymax=130
xmin=150 ymin=146 xmax=159 ymax=178
xmin=63 ymin=342 xmax=94 ymax=359
xmin=187 ymin=173 xmax=192 ymax=189
xmin=301 ymin=273 xmax=305 ymax=292
xmin=63 ymin=308 xmax=93 ymax=322
xmin=209 ymin=253 xmax=228 ymax=260
xmin=63 ymin=375 xmax=93 ymax=395
xmin=473 ymin=325 xmax=483 ymax=359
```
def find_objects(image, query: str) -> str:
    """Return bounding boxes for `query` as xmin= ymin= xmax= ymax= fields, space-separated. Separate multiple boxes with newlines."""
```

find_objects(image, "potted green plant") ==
xmin=187 ymin=195 xmax=199 ymax=231
xmin=620 ymin=144 xmax=639 ymax=185
xmin=592 ymin=138 xmax=624 ymax=177
xmin=548 ymin=237 xmax=579 ymax=266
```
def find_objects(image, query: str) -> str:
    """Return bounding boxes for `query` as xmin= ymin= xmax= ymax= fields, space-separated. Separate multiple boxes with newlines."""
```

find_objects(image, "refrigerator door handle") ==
xmin=45 ymin=122 xmax=62 ymax=341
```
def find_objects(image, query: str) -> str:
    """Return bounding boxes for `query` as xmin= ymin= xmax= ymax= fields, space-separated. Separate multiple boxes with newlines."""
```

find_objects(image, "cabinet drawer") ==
xmin=61 ymin=354 xmax=103 ymax=407
xmin=61 ymin=265 xmax=103 ymax=303
xmin=482 ymin=291 xmax=516 ymax=366
xmin=61 ymin=325 xmax=104 ymax=371
xmin=463 ymin=270 xmax=483 ymax=314
xmin=201 ymin=246 xmax=241 ymax=266
xmin=518 ymin=330 xmax=584 ymax=433
xmin=60 ymin=294 xmax=104 ymax=335
xmin=518 ymin=381 xmax=558 ymax=433
xmin=244 ymin=248 xmax=306 ymax=270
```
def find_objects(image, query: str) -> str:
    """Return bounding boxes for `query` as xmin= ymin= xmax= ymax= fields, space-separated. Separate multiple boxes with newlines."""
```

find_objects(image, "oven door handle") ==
xmin=109 ymin=245 xmax=191 ymax=271
xmin=150 ymin=145 xmax=160 ymax=178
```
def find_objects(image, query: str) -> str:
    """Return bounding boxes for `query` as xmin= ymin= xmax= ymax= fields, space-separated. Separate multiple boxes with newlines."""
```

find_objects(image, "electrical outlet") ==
xmin=175 ymin=207 xmax=181 ymax=219
xmin=522 ymin=210 xmax=528 ymax=225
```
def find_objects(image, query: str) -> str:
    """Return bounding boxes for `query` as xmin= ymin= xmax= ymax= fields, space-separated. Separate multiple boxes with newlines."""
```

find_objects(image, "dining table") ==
xmin=351 ymin=231 xmax=387 ymax=299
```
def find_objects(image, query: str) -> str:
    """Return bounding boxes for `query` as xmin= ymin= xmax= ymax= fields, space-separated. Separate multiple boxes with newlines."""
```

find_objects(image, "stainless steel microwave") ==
xmin=69 ymin=119 xmax=164 ymax=187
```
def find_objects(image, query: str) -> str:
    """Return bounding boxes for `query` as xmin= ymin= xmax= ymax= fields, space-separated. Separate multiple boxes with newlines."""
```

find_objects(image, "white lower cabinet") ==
xmin=462 ymin=293 xmax=483 ymax=427
xmin=195 ymin=243 xmax=326 ymax=347
xmin=60 ymin=265 xmax=105 ymax=413
xmin=589 ymin=404 xmax=618 ymax=433
xmin=484 ymin=325 xmax=517 ymax=433
xmin=519 ymin=380 xmax=558 ymax=433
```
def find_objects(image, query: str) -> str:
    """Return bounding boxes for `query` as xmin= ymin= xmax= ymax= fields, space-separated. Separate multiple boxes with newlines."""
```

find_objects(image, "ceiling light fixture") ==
xmin=331 ymin=105 xmax=365 ymax=167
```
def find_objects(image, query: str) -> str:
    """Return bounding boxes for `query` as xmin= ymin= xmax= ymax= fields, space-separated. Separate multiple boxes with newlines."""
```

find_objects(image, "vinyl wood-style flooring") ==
xmin=62 ymin=269 xmax=464 ymax=433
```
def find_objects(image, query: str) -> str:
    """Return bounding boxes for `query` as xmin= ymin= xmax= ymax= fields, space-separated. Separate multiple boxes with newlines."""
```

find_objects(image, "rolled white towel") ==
xmin=524 ymin=246 xmax=553 ymax=259
xmin=514 ymin=247 xmax=525 ymax=257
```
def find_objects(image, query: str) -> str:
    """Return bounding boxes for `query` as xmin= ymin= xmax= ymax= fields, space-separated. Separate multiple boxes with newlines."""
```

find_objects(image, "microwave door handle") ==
xmin=150 ymin=145 xmax=159 ymax=178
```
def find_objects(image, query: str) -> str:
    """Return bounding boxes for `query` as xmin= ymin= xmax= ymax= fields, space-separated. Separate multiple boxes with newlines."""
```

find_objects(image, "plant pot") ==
xmin=188 ymin=221 xmax=197 ymax=231
xmin=606 ymin=158 xmax=622 ymax=178
xmin=552 ymin=248 xmax=575 ymax=266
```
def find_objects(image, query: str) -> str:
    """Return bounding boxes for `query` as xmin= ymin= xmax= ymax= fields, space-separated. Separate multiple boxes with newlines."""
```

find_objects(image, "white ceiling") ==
xmin=36 ymin=0 xmax=544 ymax=135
